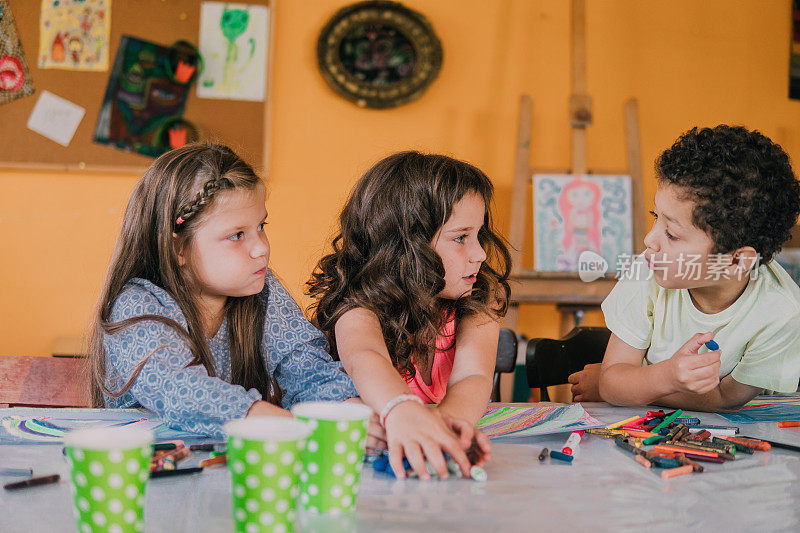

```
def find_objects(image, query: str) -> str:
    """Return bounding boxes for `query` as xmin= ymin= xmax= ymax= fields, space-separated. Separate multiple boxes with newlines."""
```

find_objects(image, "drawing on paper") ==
xmin=197 ymin=1 xmax=268 ymax=101
xmin=39 ymin=0 xmax=110 ymax=71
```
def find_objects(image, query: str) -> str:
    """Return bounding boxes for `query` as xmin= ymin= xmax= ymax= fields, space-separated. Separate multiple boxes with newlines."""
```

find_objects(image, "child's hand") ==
xmin=366 ymin=412 xmax=387 ymax=452
xmin=667 ymin=332 xmax=721 ymax=394
xmin=384 ymin=401 xmax=471 ymax=481
xmin=567 ymin=363 xmax=603 ymax=402
xmin=437 ymin=412 xmax=492 ymax=466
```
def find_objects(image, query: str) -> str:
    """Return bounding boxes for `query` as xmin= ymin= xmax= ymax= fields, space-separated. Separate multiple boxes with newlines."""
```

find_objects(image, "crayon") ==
xmin=621 ymin=416 xmax=649 ymax=428
xmin=623 ymin=430 xmax=658 ymax=439
xmin=712 ymin=437 xmax=748 ymax=454
xmin=614 ymin=436 xmax=645 ymax=456
xmin=704 ymin=340 xmax=719 ymax=351
xmin=661 ymin=464 xmax=693 ymax=479
xmin=0 ymin=467 xmax=33 ymax=476
xmin=4 ymin=474 xmax=60 ymax=490
xmin=674 ymin=417 xmax=701 ymax=425
xmin=777 ymin=421 xmax=800 ymax=428
xmin=150 ymin=467 xmax=203 ymax=479
xmin=643 ymin=435 xmax=664 ymax=445
xmin=200 ymin=454 xmax=228 ymax=468
xmin=722 ymin=436 xmax=770 ymax=451
xmin=683 ymin=453 xmax=725 ymax=464
xmin=634 ymin=454 xmax=652 ymax=468
xmin=549 ymin=451 xmax=574 ymax=463
xmin=674 ymin=453 xmax=703 ymax=473
xmin=652 ymin=444 xmax=717 ymax=458
xmin=606 ymin=416 xmax=641 ymax=430
xmin=739 ymin=436 xmax=800 ymax=454
xmin=153 ymin=440 xmax=184 ymax=451
xmin=689 ymin=430 xmax=712 ymax=442
xmin=652 ymin=410 xmax=683 ymax=433
xmin=649 ymin=456 xmax=683 ymax=469
xmin=189 ymin=443 xmax=227 ymax=452
xmin=538 ymin=448 xmax=549 ymax=462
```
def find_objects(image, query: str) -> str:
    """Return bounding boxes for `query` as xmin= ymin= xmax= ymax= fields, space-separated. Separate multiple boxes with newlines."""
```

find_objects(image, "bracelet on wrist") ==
xmin=379 ymin=394 xmax=424 ymax=428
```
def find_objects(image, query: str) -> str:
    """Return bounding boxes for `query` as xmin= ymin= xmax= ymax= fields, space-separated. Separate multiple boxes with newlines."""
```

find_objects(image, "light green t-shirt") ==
xmin=601 ymin=256 xmax=800 ymax=393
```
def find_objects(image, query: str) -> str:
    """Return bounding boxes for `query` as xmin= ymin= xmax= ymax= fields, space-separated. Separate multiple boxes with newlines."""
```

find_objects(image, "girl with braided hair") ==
xmin=88 ymin=144 xmax=358 ymax=436
xmin=307 ymin=151 xmax=511 ymax=480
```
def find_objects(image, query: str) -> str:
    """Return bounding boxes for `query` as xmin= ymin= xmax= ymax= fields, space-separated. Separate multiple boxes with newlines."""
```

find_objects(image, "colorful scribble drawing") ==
xmin=0 ymin=408 xmax=205 ymax=445
xmin=198 ymin=2 xmax=268 ymax=102
xmin=534 ymin=175 xmax=633 ymax=272
xmin=39 ymin=0 xmax=110 ymax=71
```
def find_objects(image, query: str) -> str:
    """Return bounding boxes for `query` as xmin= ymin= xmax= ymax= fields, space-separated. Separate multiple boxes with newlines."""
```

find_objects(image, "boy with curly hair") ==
xmin=571 ymin=125 xmax=800 ymax=411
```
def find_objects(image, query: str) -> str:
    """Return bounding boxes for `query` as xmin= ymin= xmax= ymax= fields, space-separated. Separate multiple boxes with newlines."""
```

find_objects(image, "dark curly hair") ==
xmin=307 ymin=151 xmax=511 ymax=379
xmin=656 ymin=125 xmax=800 ymax=262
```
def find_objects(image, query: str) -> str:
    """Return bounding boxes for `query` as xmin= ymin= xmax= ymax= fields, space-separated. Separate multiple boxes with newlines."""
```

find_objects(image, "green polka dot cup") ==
xmin=291 ymin=402 xmax=371 ymax=519
xmin=225 ymin=417 xmax=311 ymax=533
xmin=64 ymin=426 xmax=153 ymax=533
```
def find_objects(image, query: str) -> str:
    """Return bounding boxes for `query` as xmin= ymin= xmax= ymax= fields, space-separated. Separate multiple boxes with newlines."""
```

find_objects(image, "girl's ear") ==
xmin=173 ymin=232 xmax=187 ymax=267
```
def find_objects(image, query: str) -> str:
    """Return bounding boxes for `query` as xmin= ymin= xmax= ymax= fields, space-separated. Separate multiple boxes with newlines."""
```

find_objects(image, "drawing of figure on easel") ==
xmin=534 ymin=174 xmax=633 ymax=273
xmin=558 ymin=178 xmax=601 ymax=270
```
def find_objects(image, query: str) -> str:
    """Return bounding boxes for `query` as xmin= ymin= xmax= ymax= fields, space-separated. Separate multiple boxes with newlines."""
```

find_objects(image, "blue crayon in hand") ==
xmin=705 ymin=340 xmax=719 ymax=351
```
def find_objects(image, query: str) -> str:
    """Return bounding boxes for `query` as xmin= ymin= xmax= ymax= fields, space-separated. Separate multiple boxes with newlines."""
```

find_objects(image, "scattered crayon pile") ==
xmin=148 ymin=441 xmax=227 ymax=478
xmin=585 ymin=409 xmax=775 ymax=480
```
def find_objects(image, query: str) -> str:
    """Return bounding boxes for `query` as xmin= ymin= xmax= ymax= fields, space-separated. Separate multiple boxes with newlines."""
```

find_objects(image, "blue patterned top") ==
xmin=103 ymin=269 xmax=358 ymax=436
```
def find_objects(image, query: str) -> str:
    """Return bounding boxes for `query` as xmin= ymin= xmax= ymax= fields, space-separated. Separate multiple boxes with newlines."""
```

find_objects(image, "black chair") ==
xmin=526 ymin=327 xmax=611 ymax=401
xmin=491 ymin=328 xmax=519 ymax=402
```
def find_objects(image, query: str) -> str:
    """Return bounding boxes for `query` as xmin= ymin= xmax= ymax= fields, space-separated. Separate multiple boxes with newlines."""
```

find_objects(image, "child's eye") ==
xmin=227 ymin=231 xmax=245 ymax=241
xmin=454 ymin=234 xmax=467 ymax=244
xmin=649 ymin=210 xmax=657 ymax=219
xmin=665 ymin=230 xmax=678 ymax=241
xmin=258 ymin=222 xmax=267 ymax=231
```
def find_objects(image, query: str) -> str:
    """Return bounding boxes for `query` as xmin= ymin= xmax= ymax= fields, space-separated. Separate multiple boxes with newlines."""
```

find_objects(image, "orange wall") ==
xmin=2 ymin=0 xmax=799 ymax=355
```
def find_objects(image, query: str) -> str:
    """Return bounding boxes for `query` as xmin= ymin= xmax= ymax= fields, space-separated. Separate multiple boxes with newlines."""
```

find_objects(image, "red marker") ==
xmin=562 ymin=431 xmax=584 ymax=455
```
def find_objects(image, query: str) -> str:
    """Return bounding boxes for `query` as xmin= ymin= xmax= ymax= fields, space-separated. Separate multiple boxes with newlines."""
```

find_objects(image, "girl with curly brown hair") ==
xmin=307 ymin=151 xmax=511 ymax=480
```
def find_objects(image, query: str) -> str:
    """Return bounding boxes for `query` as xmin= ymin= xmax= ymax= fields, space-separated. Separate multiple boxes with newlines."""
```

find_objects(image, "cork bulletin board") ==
xmin=0 ymin=0 xmax=273 ymax=172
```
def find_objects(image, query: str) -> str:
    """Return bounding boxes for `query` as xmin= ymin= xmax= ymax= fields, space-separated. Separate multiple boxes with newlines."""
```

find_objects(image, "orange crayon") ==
xmin=777 ymin=421 xmax=800 ymax=428
xmin=661 ymin=465 xmax=693 ymax=479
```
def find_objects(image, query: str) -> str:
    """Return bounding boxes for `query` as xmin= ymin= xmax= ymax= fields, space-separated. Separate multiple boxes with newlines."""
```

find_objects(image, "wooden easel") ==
xmin=504 ymin=0 xmax=648 ymax=337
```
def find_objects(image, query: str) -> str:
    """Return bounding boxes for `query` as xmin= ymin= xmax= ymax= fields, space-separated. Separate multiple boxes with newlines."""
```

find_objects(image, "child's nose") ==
xmin=472 ymin=243 xmax=487 ymax=263
xmin=251 ymin=237 xmax=269 ymax=258
xmin=643 ymin=227 xmax=659 ymax=252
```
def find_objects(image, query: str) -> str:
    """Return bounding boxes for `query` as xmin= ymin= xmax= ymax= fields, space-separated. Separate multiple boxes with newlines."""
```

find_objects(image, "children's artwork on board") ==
xmin=533 ymin=174 xmax=633 ymax=273
xmin=94 ymin=35 xmax=200 ymax=158
xmin=39 ymin=0 xmax=110 ymax=71
xmin=0 ymin=0 xmax=35 ymax=105
xmin=27 ymin=89 xmax=85 ymax=146
xmin=197 ymin=1 xmax=269 ymax=101
xmin=0 ymin=407 xmax=206 ymax=445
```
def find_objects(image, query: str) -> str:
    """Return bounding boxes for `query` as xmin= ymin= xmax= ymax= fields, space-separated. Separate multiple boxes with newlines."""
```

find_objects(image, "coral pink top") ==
xmin=405 ymin=315 xmax=457 ymax=404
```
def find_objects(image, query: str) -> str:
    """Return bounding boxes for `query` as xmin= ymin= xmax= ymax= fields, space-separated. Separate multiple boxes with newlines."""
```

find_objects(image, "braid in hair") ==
xmin=174 ymin=178 xmax=224 ymax=229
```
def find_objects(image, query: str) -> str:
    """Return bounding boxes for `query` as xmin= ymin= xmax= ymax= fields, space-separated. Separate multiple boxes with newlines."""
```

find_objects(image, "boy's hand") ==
xmin=667 ymin=332 xmax=721 ymax=394
xmin=568 ymin=363 xmax=603 ymax=402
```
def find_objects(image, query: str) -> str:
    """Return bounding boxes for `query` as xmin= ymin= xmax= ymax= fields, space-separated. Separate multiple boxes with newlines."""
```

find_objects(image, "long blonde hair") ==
xmin=88 ymin=144 xmax=280 ymax=407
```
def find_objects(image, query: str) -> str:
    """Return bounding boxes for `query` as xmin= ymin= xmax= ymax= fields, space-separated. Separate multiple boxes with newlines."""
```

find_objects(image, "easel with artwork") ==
xmin=504 ymin=0 xmax=648 ymax=336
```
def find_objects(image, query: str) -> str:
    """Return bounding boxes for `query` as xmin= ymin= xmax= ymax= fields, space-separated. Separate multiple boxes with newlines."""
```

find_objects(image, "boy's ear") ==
xmin=173 ymin=232 xmax=187 ymax=267
xmin=731 ymin=246 xmax=759 ymax=273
